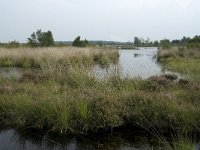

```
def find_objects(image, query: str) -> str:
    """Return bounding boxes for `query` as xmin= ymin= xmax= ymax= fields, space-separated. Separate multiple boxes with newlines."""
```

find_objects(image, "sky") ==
xmin=0 ymin=0 xmax=200 ymax=42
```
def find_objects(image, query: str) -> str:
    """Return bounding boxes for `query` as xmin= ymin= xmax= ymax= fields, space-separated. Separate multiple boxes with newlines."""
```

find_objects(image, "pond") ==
xmin=0 ymin=67 xmax=23 ymax=79
xmin=0 ymin=128 xmax=169 ymax=150
xmin=92 ymin=48 xmax=179 ymax=79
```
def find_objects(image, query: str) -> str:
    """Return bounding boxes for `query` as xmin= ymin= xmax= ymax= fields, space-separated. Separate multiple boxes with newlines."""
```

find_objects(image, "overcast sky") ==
xmin=1 ymin=0 xmax=200 ymax=42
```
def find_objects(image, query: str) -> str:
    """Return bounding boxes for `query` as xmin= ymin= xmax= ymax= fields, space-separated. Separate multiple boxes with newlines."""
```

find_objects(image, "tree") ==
xmin=160 ymin=39 xmax=171 ymax=49
xmin=8 ymin=40 xmax=20 ymax=48
xmin=181 ymin=36 xmax=190 ymax=46
xmin=134 ymin=37 xmax=141 ymax=47
xmin=171 ymin=39 xmax=181 ymax=46
xmin=84 ymin=39 xmax=89 ymax=46
xmin=27 ymin=30 xmax=54 ymax=47
xmin=145 ymin=38 xmax=150 ymax=46
xmin=153 ymin=41 xmax=159 ymax=47
xmin=187 ymin=35 xmax=200 ymax=48
xmin=72 ymin=36 xmax=81 ymax=47
xmin=72 ymin=36 xmax=89 ymax=47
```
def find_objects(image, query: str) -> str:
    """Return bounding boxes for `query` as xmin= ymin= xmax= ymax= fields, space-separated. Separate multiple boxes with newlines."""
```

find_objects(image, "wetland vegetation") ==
xmin=0 ymin=33 xmax=200 ymax=149
xmin=158 ymin=47 xmax=200 ymax=81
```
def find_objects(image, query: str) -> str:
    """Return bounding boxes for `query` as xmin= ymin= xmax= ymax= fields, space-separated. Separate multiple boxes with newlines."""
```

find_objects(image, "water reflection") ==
xmin=0 ymin=68 xmax=23 ymax=79
xmin=133 ymin=53 xmax=143 ymax=57
xmin=0 ymin=48 xmax=180 ymax=80
xmin=91 ymin=48 xmax=178 ymax=79
xmin=0 ymin=128 xmax=168 ymax=150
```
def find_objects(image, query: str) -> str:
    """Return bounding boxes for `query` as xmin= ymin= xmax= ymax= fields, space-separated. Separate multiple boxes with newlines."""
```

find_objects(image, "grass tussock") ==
xmin=0 ymin=47 xmax=119 ymax=68
xmin=158 ymin=47 xmax=200 ymax=81
xmin=158 ymin=47 xmax=200 ymax=60
xmin=172 ymin=138 xmax=195 ymax=150
xmin=0 ymin=64 xmax=200 ymax=134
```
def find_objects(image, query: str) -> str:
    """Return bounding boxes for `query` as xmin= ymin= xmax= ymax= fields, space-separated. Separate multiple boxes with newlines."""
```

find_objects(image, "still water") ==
xmin=0 ymin=68 xmax=22 ymax=79
xmin=92 ymin=48 xmax=178 ymax=79
xmin=0 ymin=128 xmax=168 ymax=150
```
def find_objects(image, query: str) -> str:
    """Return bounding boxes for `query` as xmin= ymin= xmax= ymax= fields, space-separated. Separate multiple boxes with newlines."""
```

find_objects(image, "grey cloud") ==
xmin=0 ymin=0 xmax=200 ymax=42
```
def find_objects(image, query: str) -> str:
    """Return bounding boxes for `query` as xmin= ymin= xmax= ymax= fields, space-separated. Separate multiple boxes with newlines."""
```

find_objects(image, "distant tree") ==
xmin=134 ymin=37 xmax=156 ymax=47
xmin=8 ymin=40 xmax=20 ymax=48
xmin=160 ymin=39 xmax=171 ymax=49
xmin=187 ymin=35 xmax=200 ymax=48
xmin=81 ymin=39 xmax=89 ymax=47
xmin=72 ymin=36 xmax=89 ymax=47
xmin=0 ymin=42 xmax=6 ymax=47
xmin=171 ymin=39 xmax=181 ymax=46
xmin=153 ymin=41 xmax=159 ymax=47
xmin=27 ymin=30 xmax=54 ymax=47
xmin=97 ymin=41 xmax=103 ymax=47
xmin=72 ymin=36 xmax=81 ymax=47
xmin=181 ymin=36 xmax=190 ymax=46
xmin=134 ymin=37 xmax=141 ymax=47
xmin=28 ymin=31 xmax=38 ymax=47
xmin=45 ymin=31 xmax=54 ymax=46
xmin=144 ymin=38 xmax=150 ymax=46
xmin=148 ymin=41 xmax=154 ymax=47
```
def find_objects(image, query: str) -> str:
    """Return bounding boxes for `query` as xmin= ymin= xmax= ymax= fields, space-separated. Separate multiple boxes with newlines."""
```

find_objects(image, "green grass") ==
xmin=158 ymin=47 xmax=200 ymax=81
xmin=0 ymin=46 xmax=199 ymax=142
xmin=172 ymin=138 xmax=195 ymax=150
xmin=163 ymin=58 xmax=200 ymax=80
xmin=0 ymin=64 xmax=200 ymax=134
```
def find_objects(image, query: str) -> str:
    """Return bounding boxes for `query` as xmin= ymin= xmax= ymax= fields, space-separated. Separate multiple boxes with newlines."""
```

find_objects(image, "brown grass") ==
xmin=0 ymin=47 xmax=119 ymax=68
xmin=0 ymin=47 xmax=114 ymax=60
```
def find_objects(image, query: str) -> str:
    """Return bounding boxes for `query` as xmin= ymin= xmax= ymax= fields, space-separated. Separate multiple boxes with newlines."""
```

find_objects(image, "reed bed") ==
xmin=0 ymin=47 xmax=119 ymax=68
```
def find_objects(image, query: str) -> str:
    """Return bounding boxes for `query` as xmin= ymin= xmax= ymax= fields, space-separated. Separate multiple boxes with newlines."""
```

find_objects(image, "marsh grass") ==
xmin=137 ymin=106 xmax=198 ymax=150
xmin=165 ymin=58 xmax=200 ymax=80
xmin=158 ymin=47 xmax=200 ymax=60
xmin=146 ymin=127 xmax=197 ymax=150
xmin=158 ymin=47 xmax=200 ymax=81
xmin=0 ymin=46 xmax=199 ymax=143
xmin=0 ymin=47 xmax=119 ymax=68
xmin=172 ymin=138 xmax=195 ymax=150
xmin=0 ymin=63 xmax=200 ymax=135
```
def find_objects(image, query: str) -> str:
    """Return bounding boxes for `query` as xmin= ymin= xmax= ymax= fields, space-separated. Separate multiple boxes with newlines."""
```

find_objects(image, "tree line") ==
xmin=1 ymin=29 xmax=200 ymax=49
xmin=133 ymin=36 xmax=200 ymax=49
xmin=0 ymin=30 xmax=89 ymax=48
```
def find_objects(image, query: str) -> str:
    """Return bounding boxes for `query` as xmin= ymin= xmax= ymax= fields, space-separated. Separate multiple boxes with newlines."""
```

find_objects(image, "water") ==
xmin=0 ymin=68 xmax=23 ymax=79
xmin=118 ymin=48 xmax=161 ymax=78
xmin=0 ymin=48 xmax=179 ymax=80
xmin=92 ymin=48 xmax=178 ymax=79
xmin=0 ymin=128 xmax=168 ymax=150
